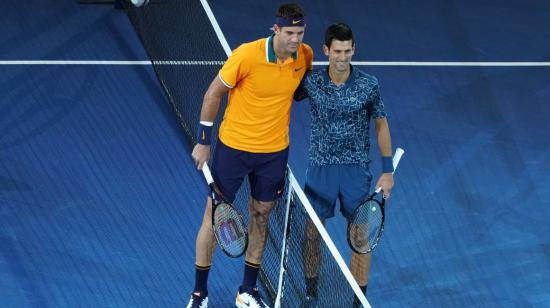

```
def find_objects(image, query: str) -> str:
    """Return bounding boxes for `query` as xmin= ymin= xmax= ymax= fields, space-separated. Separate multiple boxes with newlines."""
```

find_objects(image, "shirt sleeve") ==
xmin=218 ymin=44 xmax=250 ymax=88
xmin=369 ymin=81 xmax=387 ymax=119
xmin=304 ymin=43 xmax=314 ymax=71
xmin=294 ymin=44 xmax=314 ymax=101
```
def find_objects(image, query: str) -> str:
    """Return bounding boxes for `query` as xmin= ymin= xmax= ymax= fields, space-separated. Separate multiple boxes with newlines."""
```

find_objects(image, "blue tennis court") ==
xmin=1 ymin=0 xmax=549 ymax=307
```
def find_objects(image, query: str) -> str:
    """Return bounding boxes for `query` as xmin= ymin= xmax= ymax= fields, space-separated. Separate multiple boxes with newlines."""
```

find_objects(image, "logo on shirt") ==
xmin=294 ymin=67 xmax=303 ymax=72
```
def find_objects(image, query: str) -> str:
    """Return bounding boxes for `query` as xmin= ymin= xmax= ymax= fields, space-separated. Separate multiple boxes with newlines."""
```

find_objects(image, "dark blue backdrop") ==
xmin=1 ymin=0 xmax=549 ymax=307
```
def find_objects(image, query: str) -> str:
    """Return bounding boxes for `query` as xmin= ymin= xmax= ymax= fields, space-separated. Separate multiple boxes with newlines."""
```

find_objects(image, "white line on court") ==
xmin=344 ymin=61 xmax=550 ymax=66
xmin=1 ymin=60 xmax=549 ymax=66
xmin=199 ymin=0 xmax=232 ymax=57
xmin=0 ymin=60 xmax=226 ymax=65
xmin=0 ymin=60 xmax=151 ymax=65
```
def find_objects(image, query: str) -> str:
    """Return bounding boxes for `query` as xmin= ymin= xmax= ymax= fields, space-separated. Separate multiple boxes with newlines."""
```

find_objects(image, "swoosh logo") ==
xmin=294 ymin=67 xmax=303 ymax=72
xmin=237 ymin=293 xmax=251 ymax=307
xmin=292 ymin=19 xmax=301 ymax=24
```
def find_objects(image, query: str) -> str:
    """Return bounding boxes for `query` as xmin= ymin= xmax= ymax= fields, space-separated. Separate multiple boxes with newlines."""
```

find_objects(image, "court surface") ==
xmin=1 ymin=0 xmax=549 ymax=307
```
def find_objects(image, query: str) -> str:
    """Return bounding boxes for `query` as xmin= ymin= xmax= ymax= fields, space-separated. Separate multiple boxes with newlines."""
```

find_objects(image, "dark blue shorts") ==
xmin=211 ymin=139 xmax=288 ymax=203
xmin=304 ymin=164 xmax=372 ymax=220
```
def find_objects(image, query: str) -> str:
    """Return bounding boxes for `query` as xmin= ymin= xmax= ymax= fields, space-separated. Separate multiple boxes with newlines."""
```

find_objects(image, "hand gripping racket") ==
xmin=202 ymin=164 xmax=248 ymax=258
xmin=347 ymin=147 xmax=405 ymax=254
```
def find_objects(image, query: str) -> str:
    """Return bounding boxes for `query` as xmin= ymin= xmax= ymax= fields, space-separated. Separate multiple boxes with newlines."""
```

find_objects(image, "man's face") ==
xmin=324 ymin=39 xmax=355 ymax=73
xmin=274 ymin=25 xmax=305 ymax=54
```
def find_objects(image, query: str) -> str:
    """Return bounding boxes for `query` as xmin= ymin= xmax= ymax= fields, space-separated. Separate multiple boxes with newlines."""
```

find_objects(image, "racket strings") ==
xmin=350 ymin=200 xmax=383 ymax=252
xmin=213 ymin=202 xmax=247 ymax=256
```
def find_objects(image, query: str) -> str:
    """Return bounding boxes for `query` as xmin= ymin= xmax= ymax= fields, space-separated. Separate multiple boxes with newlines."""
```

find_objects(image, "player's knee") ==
xmin=304 ymin=220 xmax=321 ymax=239
xmin=305 ymin=227 xmax=320 ymax=241
xmin=251 ymin=210 xmax=269 ymax=227
xmin=252 ymin=200 xmax=274 ymax=215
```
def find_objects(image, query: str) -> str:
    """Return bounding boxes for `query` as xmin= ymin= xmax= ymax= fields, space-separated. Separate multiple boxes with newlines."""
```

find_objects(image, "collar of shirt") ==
xmin=266 ymin=34 xmax=298 ymax=64
xmin=324 ymin=64 xmax=357 ymax=89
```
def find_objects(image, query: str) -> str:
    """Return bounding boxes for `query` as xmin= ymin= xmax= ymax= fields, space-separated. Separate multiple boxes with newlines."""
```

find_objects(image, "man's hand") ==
xmin=374 ymin=173 xmax=394 ymax=199
xmin=191 ymin=144 xmax=211 ymax=169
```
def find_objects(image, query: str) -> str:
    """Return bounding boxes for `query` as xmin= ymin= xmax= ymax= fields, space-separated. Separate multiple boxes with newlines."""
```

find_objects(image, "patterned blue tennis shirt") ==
xmin=296 ymin=65 xmax=387 ymax=167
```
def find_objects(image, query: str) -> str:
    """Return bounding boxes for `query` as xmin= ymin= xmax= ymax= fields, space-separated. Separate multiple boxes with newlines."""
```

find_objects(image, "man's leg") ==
xmin=351 ymin=250 xmax=371 ymax=292
xmin=301 ymin=165 xmax=338 ymax=304
xmin=241 ymin=197 xmax=275 ymax=288
xmin=235 ymin=197 xmax=275 ymax=308
xmin=339 ymin=164 xmax=373 ymax=307
xmin=187 ymin=197 xmax=217 ymax=308
xmin=351 ymin=251 xmax=370 ymax=307
xmin=302 ymin=219 xmax=323 ymax=299
xmin=237 ymin=147 xmax=287 ymax=307
xmin=190 ymin=139 xmax=248 ymax=307
xmin=194 ymin=197 xmax=217 ymax=284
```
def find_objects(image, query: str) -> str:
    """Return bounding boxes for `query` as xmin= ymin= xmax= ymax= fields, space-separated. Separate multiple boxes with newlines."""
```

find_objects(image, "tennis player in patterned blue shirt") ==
xmin=295 ymin=22 xmax=395 ymax=307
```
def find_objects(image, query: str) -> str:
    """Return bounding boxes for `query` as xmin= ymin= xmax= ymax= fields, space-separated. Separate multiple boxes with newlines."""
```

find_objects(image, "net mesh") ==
xmin=126 ymin=0 xmax=227 ymax=144
xmin=125 ymin=1 xmax=368 ymax=307
xmin=268 ymin=181 xmax=359 ymax=307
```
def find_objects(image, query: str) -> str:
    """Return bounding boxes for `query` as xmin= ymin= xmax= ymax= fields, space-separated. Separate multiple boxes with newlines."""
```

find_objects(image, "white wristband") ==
xmin=200 ymin=121 xmax=214 ymax=126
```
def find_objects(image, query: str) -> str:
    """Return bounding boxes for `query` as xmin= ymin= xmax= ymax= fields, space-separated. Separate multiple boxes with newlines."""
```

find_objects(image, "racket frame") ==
xmin=347 ymin=192 xmax=385 ymax=254
xmin=203 ymin=164 xmax=248 ymax=258
xmin=346 ymin=147 xmax=404 ymax=254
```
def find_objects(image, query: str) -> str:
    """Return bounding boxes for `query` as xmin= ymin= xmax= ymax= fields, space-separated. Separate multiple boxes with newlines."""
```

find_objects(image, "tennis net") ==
xmin=125 ymin=1 xmax=370 ymax=307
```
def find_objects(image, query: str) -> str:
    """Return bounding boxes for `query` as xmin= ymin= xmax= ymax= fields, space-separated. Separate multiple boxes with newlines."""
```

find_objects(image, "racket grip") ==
xmin=376 ymin=147 xmax=405 ymax=193
xmin=202 ymin=163 xmax=215 ymax=184
xmin=393 ymin=148 xmax=405 ymax=170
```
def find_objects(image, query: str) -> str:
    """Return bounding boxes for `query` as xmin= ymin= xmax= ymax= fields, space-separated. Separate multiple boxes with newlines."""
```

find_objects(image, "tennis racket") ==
xmin=347 ymin=147 xmax=405 ymax=254
xmin=202 ymin=164 xmax=248 ymax=258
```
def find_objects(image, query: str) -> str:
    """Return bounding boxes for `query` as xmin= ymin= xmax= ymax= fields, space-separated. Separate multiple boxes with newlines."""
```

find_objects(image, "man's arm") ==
xmin=293 ymin=76 xmax=309 ymax=101
xmin=374 ymin=117 xmax=394 ymax=198
xmin=191 ymin=76 xmax=230 ymax=169
xmin=199 ymin=75 xmax=230 ymax=122
xmin=294 ymin=45 xmax=313 ymax=101
xmin=375 ymin=117 xmax=392 ymax=157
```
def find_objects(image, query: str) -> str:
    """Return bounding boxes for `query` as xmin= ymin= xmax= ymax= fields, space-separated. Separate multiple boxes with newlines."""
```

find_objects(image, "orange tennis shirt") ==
xmin=218 ymin=34 xmax=313 ymax=153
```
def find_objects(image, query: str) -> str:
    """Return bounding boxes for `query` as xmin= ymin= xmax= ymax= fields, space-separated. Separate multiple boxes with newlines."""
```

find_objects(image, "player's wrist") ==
xmin=382 ymin=156 xmax=394 ymax=173
xmin=197 ymin=122 xmax=213 ymax=145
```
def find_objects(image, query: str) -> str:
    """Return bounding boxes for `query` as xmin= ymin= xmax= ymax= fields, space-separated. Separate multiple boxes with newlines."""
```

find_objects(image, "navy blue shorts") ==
xmin=211 ymin=139 xmax=288 ymax=203
xmin=304 ymin=164 xmax=372 ymax=220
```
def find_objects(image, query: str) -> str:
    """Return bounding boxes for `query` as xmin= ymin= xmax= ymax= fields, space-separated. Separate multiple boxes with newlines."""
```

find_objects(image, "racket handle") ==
xmin=393 ymin=147 xmax=405 ymax=170
xmin=202 ymin=163 xmax=215 ymax=184
xmin=375 ymin=147 xmax=405 ymax=193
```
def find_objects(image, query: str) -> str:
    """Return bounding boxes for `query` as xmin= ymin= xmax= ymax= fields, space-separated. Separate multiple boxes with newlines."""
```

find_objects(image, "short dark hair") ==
xmin=276 ymin=3 xmax=305 ymax=19
xmin=324 ymin=22 xmax=354 ymax=48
